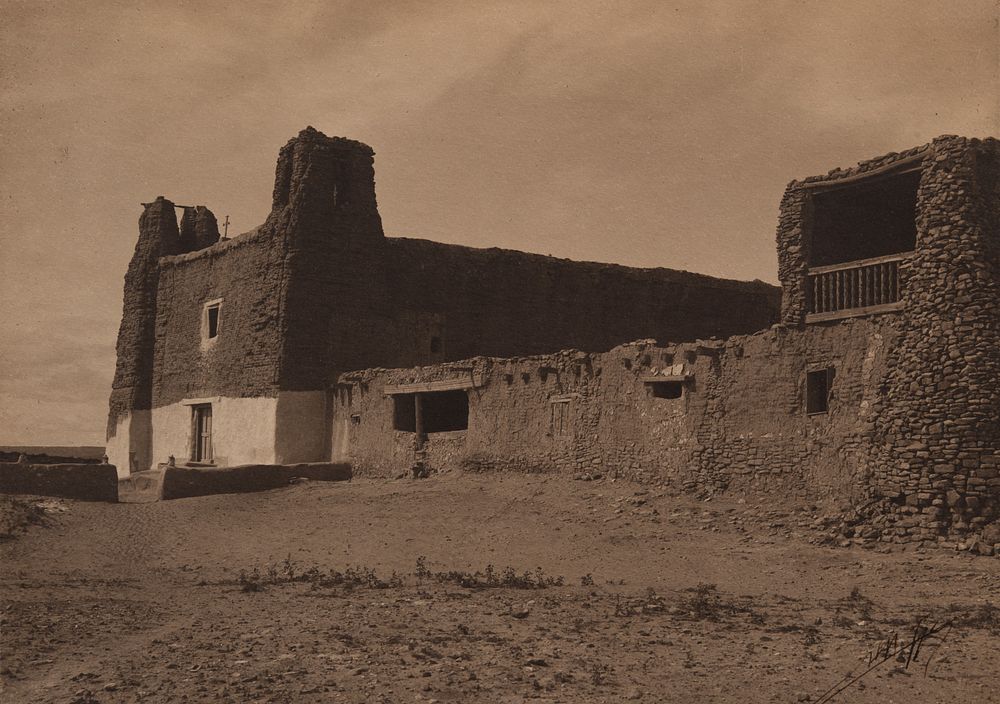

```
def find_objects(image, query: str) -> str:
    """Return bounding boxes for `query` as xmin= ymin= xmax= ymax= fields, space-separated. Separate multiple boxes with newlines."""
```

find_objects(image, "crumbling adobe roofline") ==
xmin=287 ymin=125 xmax=375 ymax=156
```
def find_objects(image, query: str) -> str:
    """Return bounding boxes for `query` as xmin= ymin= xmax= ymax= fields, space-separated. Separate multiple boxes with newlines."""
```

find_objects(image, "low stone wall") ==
xmin=0 ymin=463 xmax=119 ymax=502
xmin=160 ymin=462 xmax=351 ymax=500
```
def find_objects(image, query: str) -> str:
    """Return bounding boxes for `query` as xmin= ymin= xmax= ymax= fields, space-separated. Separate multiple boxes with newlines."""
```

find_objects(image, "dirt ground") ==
xmin=2 ymin=474 xmax=999 ymax=703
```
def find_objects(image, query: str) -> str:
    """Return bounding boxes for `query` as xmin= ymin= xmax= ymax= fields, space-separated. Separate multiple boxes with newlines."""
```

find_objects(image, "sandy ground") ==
xmin=2 ymin=474 xmax=999 ymax=703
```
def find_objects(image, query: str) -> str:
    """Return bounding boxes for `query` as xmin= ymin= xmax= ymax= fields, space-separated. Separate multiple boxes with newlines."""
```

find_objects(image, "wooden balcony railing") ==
xmin=806 ymin=252 xmax=910 ymax=322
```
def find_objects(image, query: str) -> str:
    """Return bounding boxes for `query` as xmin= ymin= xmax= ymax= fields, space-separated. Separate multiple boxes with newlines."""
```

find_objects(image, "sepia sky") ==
xmin=0 ymin=0 xmax=997 ymax=446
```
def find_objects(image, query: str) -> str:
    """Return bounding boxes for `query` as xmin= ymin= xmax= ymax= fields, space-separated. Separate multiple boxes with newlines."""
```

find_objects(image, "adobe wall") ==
xmin=153 ymin=229 xmax=288 ymax=405
xmin=336 ymin=316 xmax=899 ymax=510
xmin=377 ymin=238 xmax=780 ymax=369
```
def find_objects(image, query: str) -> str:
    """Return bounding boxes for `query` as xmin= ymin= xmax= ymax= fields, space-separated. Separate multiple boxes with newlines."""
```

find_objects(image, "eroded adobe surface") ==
xmin=108 ymin=127 xmax=781 ymax=465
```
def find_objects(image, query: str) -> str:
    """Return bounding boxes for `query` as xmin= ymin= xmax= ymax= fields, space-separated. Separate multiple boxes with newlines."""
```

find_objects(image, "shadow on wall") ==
xmin=274 ymin=391 xmax=330 ymax=464
xmin=160 ymin=463 xmax=351 ymax=500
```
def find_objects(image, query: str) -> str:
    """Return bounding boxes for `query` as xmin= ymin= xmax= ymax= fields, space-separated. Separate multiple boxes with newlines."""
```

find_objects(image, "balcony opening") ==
xmin=805 ymin=168 xmax=920 ymax=320
xmin=809 ymin=169 xmax=919 ymax=268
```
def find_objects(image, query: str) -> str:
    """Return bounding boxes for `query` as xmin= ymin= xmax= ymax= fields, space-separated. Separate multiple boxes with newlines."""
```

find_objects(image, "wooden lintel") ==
xmin=383 ymin=378 xmax=479 ymax=395
xmin=640 ymin=374 xmax=690 ymax=383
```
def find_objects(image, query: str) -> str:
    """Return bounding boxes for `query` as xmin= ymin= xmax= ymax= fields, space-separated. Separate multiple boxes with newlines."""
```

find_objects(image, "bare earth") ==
xmin=2 ymin=475 xmax=999 ymax=703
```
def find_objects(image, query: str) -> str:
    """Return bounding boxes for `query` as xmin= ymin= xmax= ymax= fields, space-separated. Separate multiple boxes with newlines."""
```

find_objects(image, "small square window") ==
xmin=806 ymin=368 xmax=834 ymax=414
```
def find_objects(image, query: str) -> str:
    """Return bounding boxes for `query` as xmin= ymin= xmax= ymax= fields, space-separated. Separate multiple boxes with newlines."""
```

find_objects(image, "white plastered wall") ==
xmin=150 ymin=396 xmax=278 ymax=468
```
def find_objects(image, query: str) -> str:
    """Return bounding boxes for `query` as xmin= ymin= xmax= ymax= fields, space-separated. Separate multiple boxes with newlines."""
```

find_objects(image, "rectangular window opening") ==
xmin=647 ymin=381 xmax=683 ymax=399
xmin=806 ymin=368 xmax=834 ymax=415
xmin=202 ymin=299 xmax=223 ymax=343
xmin=392 ymin=390 xmax=469 ymax=433
xmin=207 ymin=305 xmax=220 ymax=338
xmin=393 ymin=395 xmax=416 ymax=432
xmin=422 ymin=390 xmax=469 ymax=432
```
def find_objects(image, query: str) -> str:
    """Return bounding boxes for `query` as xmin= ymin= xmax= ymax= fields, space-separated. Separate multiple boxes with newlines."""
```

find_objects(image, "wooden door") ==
xmin=193 ymin=405 xmax=213 ymax=462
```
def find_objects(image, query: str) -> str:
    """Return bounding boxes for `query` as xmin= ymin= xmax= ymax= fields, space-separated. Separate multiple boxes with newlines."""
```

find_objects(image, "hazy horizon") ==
xmin=1 ymin=0 xmax=997 ymax=446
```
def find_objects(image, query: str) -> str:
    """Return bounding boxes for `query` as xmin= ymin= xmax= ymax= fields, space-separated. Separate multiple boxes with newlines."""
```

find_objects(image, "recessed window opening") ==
xmin=809 ymin=170 xmax=919 ymax=268
xmin=207 ymin=305 xmax=220 ymax=338
xmin=202 ymin=299 xmax=223 ymax=342
xmin=392 ymin=390 xmax=469 ymax=433
xmin=806 ymin=368 xmax=835 ymax=415
xmin=647 ymin=381 xmax=683 ymax=399
xmin=430 ymin=336 xmax=442 ymax=353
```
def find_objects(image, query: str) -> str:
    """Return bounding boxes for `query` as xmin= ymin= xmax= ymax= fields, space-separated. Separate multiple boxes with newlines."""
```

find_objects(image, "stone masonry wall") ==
xmin=776 ymin=136 xmax=1000 ymax=541
xmin=871 ymin=138 xmax=1000 ymax=542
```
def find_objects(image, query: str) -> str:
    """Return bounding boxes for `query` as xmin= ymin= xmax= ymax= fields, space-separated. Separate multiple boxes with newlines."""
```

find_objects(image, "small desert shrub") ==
xmin=0 ymin=496 xmax=48 ymax=541
xmin=676 ymin=583 xmax=760 ymax=622
xmin=238 ymin=567 xmax=265 ymax=592
xmin=234 ymin=555 xmax=562 ymax=594
xmin=417 ymin=557 xmax=564 ymax=589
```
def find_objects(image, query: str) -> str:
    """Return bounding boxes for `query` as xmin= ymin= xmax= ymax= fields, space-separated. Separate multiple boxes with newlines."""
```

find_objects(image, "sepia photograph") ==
xmin=1 ymin=1 xmax=998 ymax=701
